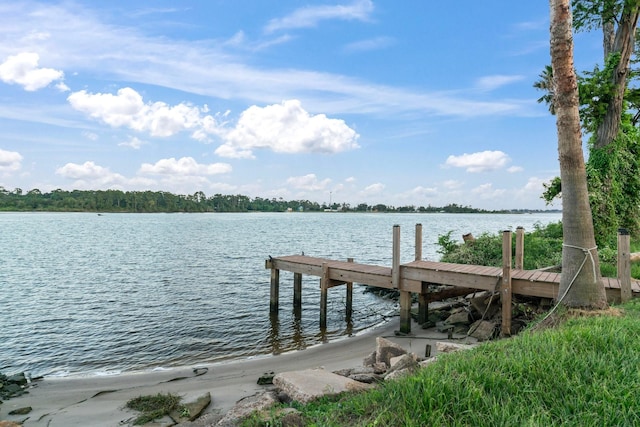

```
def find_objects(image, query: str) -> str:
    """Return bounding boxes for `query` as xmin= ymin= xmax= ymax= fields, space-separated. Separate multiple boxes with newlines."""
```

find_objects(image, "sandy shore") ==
xmin=0 ymin=317 xmax=470 ymax=426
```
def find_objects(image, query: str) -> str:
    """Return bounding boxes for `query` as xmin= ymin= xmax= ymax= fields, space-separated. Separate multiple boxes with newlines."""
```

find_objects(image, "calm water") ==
xmin=0 ymin=212 xmax=560 ymax=378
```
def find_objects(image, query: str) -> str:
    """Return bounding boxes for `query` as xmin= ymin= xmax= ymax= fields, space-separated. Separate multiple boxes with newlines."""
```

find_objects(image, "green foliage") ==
xmin=586 ymin=132 xmax=640 ymax=247
xmin=0 ymin=186 xmax=547 ymax=214
xmin=437 ymin=222 xmax=563 ymax=270
xmin=126 ymin=393 xmax=183 ymax=425
xmin=578 ymin=52 xmax=621 ymax=133
xmin=283 ymin=301 xmax=640 ymax=426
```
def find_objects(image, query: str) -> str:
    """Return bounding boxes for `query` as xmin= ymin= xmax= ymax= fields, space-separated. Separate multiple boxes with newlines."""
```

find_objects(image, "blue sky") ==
xmin=0 ymin=1 xmax=603 ymax=209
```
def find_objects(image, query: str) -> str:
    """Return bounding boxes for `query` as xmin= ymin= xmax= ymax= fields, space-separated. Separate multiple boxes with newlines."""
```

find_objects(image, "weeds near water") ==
xmin=125 ymin=392 xmax=183 ymax=425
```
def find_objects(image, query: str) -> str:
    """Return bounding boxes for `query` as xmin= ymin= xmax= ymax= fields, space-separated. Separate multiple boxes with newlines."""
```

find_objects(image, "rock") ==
xmin=257 ymin=371 xmax=275 ymax=385
xmin=371 ymin=362 xmax=387 ymax=374
xmin=0 ymin=422 xmax=22 ymax=427
xmin=273 ymin=368 xmax=372 ymax=404
xmin=435 ymin=342 xmax=476 ymax=353
xmin=386 ymin=354 xmax=419 ymax=376
xmin=384 ymin=369 xmax=412 ymax=381
xmin=445 ymin=309 xmax=470 ymax=325
xmin=169 ymin=392 xmax=211 ymax=423
xmin=8 ymin=406 xmax=32 ymax=415
xmin=468 ymin=320 xmax=497 ymax=341
xmin=249 ymin=407 xmax=305 ymax=427
xmin=217 ymin=391 xmax=279 ymax=426
xmin=5 ymin=374 xmax=26 ymax=387
xmin=470 ymin=293 xmax=500 ymax=319
xmin=333 ymin=368 xmax=353 ymax=377
xmin=375 ymin=337 xmax=407 ymax=367
xmin=419 ymin=357 xmax=439 ymax=368
xmin=349 ymin=373 xmax=383 ymax=384
xmin=362 ymin=351 xmax=376 ymax=366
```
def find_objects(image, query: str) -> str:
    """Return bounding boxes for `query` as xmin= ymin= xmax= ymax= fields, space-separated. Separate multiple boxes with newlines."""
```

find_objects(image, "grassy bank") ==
xmin=255 ymin=300 xmax=640 ymax=426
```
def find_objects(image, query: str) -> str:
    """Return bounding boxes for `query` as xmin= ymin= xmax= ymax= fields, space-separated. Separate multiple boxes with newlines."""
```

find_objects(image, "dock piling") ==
xmin=346 ymin=258 xmax=354 ymax=321
xmin=618 ymin=228 xmax=632 ymax=303
xmin=270 ymin=267 xmax=280 ymax=315
xmin=501 ymin=230 xmax=513 ymax=336
xmin=395 ymin=225 xmax=411 ymax=334
xmin=320 ymin=262 xmax=329 ymax=328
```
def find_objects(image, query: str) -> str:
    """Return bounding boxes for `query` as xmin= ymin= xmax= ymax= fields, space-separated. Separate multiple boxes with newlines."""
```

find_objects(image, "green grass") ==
xmin=125 ymin=392 xmax=183 ymax=425
xmin=249 ymin=300 xmax=640 ymax=427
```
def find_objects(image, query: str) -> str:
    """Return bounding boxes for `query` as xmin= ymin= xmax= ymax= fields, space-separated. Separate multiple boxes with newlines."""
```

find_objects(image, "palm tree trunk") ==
xmin=550 ymin=0 xmax=608 ymax=308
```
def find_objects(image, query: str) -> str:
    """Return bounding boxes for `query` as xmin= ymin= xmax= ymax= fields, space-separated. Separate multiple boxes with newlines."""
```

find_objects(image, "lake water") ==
xmin=0 ymin=211 xmax=560 ymax=378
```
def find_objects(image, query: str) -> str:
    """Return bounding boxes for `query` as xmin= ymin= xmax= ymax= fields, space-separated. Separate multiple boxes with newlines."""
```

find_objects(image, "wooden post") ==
xmin=293 ymin=272 xmax=302 ymax=310
xmin=515 ymin=226 xmax=524 ymax=270
xmin=618 ymin=228 xmax=632 ymax=303
xmin=394 ymin=225 xmax=411 ymax=334
xmin=346 ymin=258 xmax=354 ymax=321
xmin=415 ymin=223 xmax=423 ymax=261
xmin=415 ymin=223 xmax=428 ymax=325
xmin=270 ymin=267 xmax=280 ymax=315
xmin=320 ymin=262 xmax=329 ymax=329
xmin=501 ymin=230 xmax=512 ymax=336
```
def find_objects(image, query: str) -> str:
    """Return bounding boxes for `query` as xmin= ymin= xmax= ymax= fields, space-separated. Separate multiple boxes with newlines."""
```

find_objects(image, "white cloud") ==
xmin=343 ymin=37 xmax=394 ymax=53
xmin=0 ymin=52 xmax=64 ymax=91
xmin=82 ymin=131 xmax=99 ymax=141
xmin=442 ymin=179 xmax=464 ymax=190
xmin=56 ymin=161 xmax=116 ymax=180
xmin=139 ymin=157 xmax=232 ymax=176
xmin=404 ymin=186 xmax=438 ymax=198
xmin=67 ymin=87 xmax=224 ymax=140
xmin=216 ymin=100 xmax=360 ymax=159
xmin=286 ymin=173 xmax=331 ymax=191
xmin=362 ymin=182 xmax=384 ymax=196
xmin=264 ymin=0 xmax=374 ymax=33
xmin=523 ymin=176 xmax=550 ymax=192
xmin=475 ymin=75 xmax=525 ymax=92
xmin=472 ymin=183 xmax=506 ymax=199
xmin=507 ymin=166 xmax=524 ymax=173
xmin=54 ymin=161 xmax=136 ymax=189
xmin=118 ymin=136 xmax=146 ymax=149
xmin=0 ymin=149 xmax=23 ymax=173
xmin=445 ymin=150 xmax=510 ymax=173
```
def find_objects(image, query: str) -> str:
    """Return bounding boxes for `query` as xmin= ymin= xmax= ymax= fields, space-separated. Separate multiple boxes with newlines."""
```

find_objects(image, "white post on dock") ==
xmin=395 ymin=225 xmax=411 ymax=334
xmin=515 ymin=226 xmax=525 ymax=270
xmin=618 ymin=228 xmax=632 ymax=303
xmin=415 ymin=223 xmax=428 ymax=325
xmin=501 ymin=230 xmax=513 ymax=336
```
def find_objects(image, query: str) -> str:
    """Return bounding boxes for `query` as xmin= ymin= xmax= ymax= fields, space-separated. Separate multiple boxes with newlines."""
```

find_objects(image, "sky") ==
xmin=0 ymin=1 xmax=605 ymax=210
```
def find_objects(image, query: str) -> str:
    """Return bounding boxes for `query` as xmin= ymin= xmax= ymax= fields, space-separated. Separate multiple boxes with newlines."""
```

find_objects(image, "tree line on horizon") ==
xmin=0 ymin=187 xmax=554 ymax=214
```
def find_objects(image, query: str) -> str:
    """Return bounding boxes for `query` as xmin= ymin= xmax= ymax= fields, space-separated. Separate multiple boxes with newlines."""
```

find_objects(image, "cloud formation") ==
xmin=67 ymin=88 xmax=223 ymax=141
xmin=264 ymin=0 xmax=374 ymax=33
xmin=0 ymin=149 xmax=23 ymax=172
xmin=286 ymin=173 xmax=331 ymax=191
xmin=139 ymin=157 xmax=232 ymax=176
xmin=216 ymin=100 xmax=360 ymax=159
xmin=445 ymin=150 xmax=510 ymax=173
xmin=0 ymin=52 xmax=64 ymax=91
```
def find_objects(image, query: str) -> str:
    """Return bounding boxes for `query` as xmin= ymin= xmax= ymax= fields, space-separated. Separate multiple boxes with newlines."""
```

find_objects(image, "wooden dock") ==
xmin=266 ymin=225 xmax=640 ymax=335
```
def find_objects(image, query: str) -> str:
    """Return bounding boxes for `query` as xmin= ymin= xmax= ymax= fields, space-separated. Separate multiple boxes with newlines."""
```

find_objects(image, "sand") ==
xmin=0 ymin=318 xmax=467 ymax=426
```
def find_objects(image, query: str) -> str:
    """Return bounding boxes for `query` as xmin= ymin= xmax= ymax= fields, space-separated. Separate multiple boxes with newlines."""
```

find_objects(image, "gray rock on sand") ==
xmin=273 ymin=368 xmax=373 ymax=404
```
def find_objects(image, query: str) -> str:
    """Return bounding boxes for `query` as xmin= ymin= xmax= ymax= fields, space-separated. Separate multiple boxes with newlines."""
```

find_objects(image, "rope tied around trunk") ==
xmin=539 ymin=244 xmax=598 ymax=323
